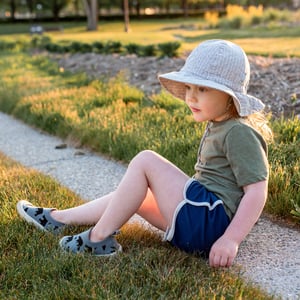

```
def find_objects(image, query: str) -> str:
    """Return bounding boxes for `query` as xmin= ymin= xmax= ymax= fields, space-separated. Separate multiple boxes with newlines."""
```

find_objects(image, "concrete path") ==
xmin=0 ymin=112 xmax=299 ymax=299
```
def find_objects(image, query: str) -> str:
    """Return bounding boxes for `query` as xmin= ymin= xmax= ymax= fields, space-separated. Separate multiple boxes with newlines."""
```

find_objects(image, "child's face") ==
xmin=184 ymin=84 xmax=231 ymax=122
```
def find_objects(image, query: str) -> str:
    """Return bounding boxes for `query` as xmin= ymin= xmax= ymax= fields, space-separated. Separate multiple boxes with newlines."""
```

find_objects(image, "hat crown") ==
xmin=158 ymin=39 xmax=265 ymax=116
xmin=182 ymin=40 xmax=250 ymax=93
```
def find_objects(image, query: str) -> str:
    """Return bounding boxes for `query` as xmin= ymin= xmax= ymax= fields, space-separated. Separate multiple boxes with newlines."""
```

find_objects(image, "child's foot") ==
xmin=59 ymin=228 xmax=122 ymax=256
xmin=17 ymin=200 xmax=66 ymax=234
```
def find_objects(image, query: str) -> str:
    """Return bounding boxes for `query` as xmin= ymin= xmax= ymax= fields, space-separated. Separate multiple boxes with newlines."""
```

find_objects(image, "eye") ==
xmin=198 ymin=86 xmax=208 ymax=92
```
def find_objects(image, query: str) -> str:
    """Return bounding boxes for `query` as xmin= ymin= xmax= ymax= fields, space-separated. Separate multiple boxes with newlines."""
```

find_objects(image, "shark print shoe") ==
xmin=59 ymin=228 xmax=122 ymax=256
xmin=17 ymin=200 xmax=66 ymax=234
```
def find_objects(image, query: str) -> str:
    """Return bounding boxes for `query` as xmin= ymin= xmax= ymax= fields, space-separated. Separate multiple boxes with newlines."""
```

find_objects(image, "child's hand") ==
xmin=208 ymin=236 xmax=239 ymax=268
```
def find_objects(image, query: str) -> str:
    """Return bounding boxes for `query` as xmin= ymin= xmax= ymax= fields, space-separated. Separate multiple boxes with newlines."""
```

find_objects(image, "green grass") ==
xmin=0 ymin=51 xmax=299 ymax=225
xmin=0 ymin=19 xmax=300 ymax=57
xmin=0 ymin=152 xmax=276 ymax=299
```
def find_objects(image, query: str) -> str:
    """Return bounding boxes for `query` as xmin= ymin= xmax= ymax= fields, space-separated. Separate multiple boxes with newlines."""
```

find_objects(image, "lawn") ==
xmin=1 ymin=18 xmax=300 ymax=57
xmin=0 ymin=152 xmax=276 ymax=299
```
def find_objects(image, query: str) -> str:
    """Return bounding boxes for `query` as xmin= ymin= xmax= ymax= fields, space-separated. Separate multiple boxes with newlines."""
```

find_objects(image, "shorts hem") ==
xmin=163 ymin=178 xmax=225 ymax=244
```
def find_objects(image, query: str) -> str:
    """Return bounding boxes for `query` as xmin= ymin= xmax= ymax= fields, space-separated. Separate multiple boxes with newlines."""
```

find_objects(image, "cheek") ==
xmin=206 ymin=101 xmax=223 ymax=113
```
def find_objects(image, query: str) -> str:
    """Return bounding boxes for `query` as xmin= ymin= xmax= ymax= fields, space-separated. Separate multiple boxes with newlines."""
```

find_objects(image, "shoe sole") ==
xmin=17 ymin=200 xmax=48 ymax=232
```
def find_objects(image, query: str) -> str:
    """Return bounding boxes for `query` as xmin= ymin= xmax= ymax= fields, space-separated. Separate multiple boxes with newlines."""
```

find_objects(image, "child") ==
xmin=17 ymin=39 xmax=271 ymax=268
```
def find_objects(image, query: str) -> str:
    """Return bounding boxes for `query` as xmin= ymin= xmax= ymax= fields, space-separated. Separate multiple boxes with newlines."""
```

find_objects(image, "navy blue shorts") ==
xmin=164 ymin=179 xmax=230 ymax=256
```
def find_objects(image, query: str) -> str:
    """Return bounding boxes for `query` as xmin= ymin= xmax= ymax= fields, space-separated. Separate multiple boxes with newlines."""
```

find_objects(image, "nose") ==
xmin=185 ymin=86 xmax=198 ymax=104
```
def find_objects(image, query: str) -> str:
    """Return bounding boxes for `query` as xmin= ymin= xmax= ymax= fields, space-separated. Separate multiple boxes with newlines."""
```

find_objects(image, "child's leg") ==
xmin=51 ymin=193 xmax=112 ymax=225
xmin=136 ymin=188 xmax=169 ymax=230
xmin=89 ymin=150 xmax=189 ymax=242
xmin=52 ymin=150 xmax=188 ymax=241
xmin=53 ymin=188 xmax=168 ymax=229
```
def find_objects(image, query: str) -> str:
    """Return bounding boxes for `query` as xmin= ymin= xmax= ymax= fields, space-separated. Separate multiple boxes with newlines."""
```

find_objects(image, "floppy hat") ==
xmin=158 ymin=39 xmax=265 ymax=116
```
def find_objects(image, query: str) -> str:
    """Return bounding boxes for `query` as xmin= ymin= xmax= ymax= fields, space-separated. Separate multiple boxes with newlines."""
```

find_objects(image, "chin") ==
xmin=193 ymin=115 xmax=208 ymax=122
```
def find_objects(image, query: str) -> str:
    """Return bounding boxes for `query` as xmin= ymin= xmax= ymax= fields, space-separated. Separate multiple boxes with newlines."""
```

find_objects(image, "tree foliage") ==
xmin=0 ymin=0 xmax=296 ymax=23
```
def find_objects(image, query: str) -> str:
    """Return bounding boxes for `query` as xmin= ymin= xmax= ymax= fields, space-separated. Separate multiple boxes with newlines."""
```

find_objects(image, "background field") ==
xmin=1 ymin=17 xmax=300 ymax=57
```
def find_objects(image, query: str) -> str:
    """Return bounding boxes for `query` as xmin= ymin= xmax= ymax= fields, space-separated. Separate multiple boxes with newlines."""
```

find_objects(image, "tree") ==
xmin=9 ymin=0 xmax=16 ymax=20
xmin=25 ymin=0 xmax=34 ymax=16
xmin=123 ymin=0 xmax=130 ymax=32
xmin=181 ymin=0 xmax=188 ymax=17
xmin=83 ymin=0 xmax=98 ymax=31
xmin=31 ymin=0 xmax=72 ymax=21
xmin=51 ymin=0 xmax=70 ymax=21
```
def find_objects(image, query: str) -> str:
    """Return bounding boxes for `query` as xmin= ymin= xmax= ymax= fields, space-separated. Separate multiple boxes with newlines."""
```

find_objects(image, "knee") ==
xmin=129 ymin=150 xmax=157 ymax=168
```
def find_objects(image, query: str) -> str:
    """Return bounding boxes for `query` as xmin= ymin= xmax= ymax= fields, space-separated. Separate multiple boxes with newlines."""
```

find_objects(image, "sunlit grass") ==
xmin=0 ymin=52 xmax=299 ymax=225
xmin=0 ymin=19 xmax=300 ymax=56
xmin=55 ymin=31 xmax=181 ymax=45
xmin=230 ymin=37 xmax=300 ymax=57
xmin=0 ymin=152 xmax=276 ymax=299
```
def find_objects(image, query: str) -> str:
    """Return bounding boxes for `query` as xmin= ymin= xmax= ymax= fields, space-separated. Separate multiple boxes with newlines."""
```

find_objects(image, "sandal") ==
xmin=59 ymin=228 xmax=122 ymax=256
xmin=17 ymin=200 xmax=66 ymax=234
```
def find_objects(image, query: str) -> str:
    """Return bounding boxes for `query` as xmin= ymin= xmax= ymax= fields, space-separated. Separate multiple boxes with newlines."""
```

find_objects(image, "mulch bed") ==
xmin=51 ymin=52 xmax=300 ymax=118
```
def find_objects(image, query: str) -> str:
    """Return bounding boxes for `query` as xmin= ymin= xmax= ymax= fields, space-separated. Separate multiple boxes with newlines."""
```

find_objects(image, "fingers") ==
xmin=209 ymin=253 xmax=235 ymax=268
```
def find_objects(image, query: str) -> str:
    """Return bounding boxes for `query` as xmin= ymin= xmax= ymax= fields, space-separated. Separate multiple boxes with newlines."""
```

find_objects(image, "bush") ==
xmin=103 ymin=41 xmax=123 ymax=54
xmin=92 ymin=41 xmax=104 ymax=53
xmin=69 ymin=41 xmax=82 ymax=53
xmin=44 ymin=43 xmax=65 ymax=53
xmin=218 ymin=4 xmax=266 ymax=29
xmin=0 ymin=41 xmax=16 ymax=51
xmin=30 ymin=35 xmax=52 ymax=49
xmin=157 ymin=42 xmax=181 ymax=58
xmin=79 ymin=43 xmax=93 ymax=53
xmin=251 ymin=15 xmax=263 ymax=26
xmin=124 ymin=43 xmax=141 ymax=55
xmin=26 ymin=38 xmax=181 ymax=58
xmin=140 ymin=44 xmax=157 ymax=57
xmin=263 ymin=8 xmax=290 ymax=23
xmin=204 ymin=11 xmax=219 ymax=28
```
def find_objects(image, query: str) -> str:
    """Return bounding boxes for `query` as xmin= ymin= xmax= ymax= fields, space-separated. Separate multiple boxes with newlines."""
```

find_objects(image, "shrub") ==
xmin=157 ymin=42 xmax=181 ymax=58
xmin=92 ymin=41 xmax=104 ymax=53
xmin=44 ymin=43 xmax=65 ymax=53
xmin=0 ymin=41 xmax=16 ymax=51
xmin=103 ymin=41 xmax=123 ymax=54
xmin=30 ymin=35 xmax=52 ymax=49
xmin=79 ymin=43 xmax=93 ymax=53
xmin=140 ymin=44 xmax=157 ymax=57
xmin=124 ymin=43 xmax=140 ymax=55
xmin=69 ymin=41 xmax=83 ymax=53
xmin=263 ymin=8 xmax=290 ymax=23
xmin=204 ymin=11 xmax=219 ymax=28
xmin=218 ymin=4 xmax=265 ymax=29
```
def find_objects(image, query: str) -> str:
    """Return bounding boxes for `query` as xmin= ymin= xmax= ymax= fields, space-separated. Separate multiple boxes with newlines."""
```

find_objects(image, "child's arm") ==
xmin=209 ymin=180 xmax=268 ymax=268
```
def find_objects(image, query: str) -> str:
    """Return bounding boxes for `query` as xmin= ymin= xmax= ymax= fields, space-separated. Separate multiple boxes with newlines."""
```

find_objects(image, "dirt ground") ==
xmin=51 ymin=52 xmax=300 ymax=118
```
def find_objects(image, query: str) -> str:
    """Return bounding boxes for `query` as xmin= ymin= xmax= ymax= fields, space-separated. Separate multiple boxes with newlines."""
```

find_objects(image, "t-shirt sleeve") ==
xmin=224 ymin=124 xmax=269 ymax=187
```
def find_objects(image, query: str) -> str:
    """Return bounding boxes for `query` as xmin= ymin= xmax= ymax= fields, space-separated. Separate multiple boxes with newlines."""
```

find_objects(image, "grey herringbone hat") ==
xmin=158 ymin=39 xmax=265 ymax=116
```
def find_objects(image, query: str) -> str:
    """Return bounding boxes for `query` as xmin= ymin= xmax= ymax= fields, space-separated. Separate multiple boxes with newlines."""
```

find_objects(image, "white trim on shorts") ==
xmin=163 ymin=178 xmax=224 ymax=242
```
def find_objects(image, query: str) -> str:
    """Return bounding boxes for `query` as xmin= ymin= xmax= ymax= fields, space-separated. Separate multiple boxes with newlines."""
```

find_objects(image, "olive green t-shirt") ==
xmin=194 ymin=119 xmax=269 ymax=219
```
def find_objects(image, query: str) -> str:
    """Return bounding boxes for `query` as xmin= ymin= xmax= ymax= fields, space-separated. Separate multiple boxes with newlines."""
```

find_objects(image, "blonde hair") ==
xmin=227 ymin=97 xmax=273 ymax=143
xmin=243 ymin=112 xmax=273 ymax=143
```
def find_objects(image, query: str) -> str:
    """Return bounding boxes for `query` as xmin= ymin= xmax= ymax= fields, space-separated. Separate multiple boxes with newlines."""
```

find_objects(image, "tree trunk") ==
xmin=9 ymin=0 xmax=16 ymax=21
xmin=133 ymin=0 xmax=141 ymax=17
xmin=123 ymin=0 xmax=130 ymax=32
xmin=83 ymin=0 xmax=98 ymax=31
xmin=181 ymin=0 xmax=188 ymax=18
xmin=52 ymin=0 xmax=60 ymax=22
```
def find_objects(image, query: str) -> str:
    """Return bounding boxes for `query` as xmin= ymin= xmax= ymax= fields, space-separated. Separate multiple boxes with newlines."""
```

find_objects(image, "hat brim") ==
xmin=159 ymin=71 xmax=265 ymax=117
